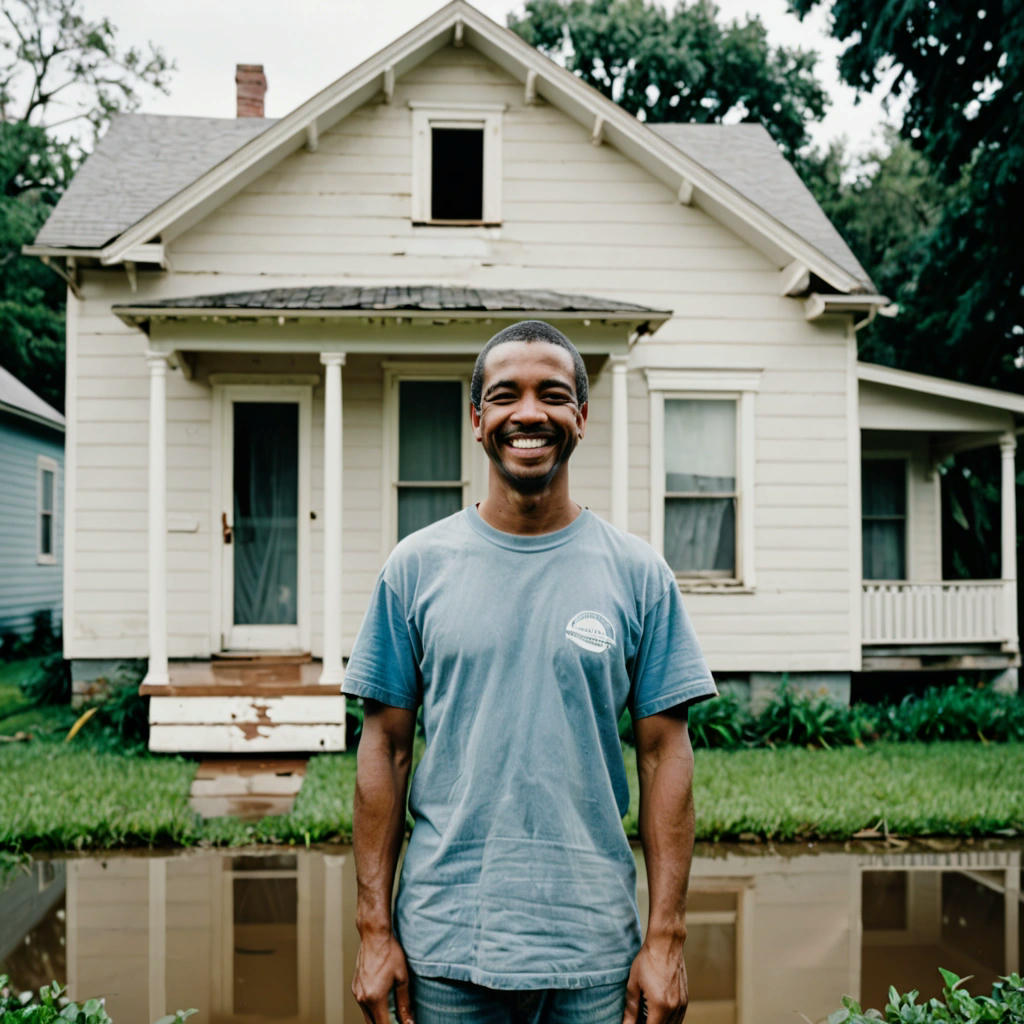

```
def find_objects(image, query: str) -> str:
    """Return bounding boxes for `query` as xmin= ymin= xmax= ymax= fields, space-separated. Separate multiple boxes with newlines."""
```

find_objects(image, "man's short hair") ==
xmin=470 ymin=320 xmax=589 ymax=411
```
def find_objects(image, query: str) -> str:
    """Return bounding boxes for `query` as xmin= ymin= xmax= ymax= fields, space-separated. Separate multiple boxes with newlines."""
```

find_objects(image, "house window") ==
xmin=397 ymin=380 xmax=465 ymax=539
xmin=37 ymin=455 xmax=57 ymax=564
xmin=664 ymin=399 xmax=737 ymax=575
xmin=647 ymin=370 xmax=760 ymax=588
xmin=862 ymin=457 xmax=907 ymax=579
xmin=411 ymin=103 xmax=503 ymax=224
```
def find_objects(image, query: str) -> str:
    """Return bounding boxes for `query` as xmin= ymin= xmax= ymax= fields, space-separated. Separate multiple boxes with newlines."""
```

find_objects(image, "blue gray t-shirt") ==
xmin=343 ymin=506 xmax=716 ymax=990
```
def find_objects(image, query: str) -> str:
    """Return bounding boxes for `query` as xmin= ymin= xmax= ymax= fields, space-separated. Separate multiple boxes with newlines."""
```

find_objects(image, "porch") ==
xmin=858 ymin=363 xmax=1024 ymax=673
xmin=116 ymin=285 xmax=668 ymax=753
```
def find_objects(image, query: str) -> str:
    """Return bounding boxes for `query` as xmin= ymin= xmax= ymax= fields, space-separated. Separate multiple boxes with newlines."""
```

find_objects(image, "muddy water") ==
xmin=1 ymin=842 xmax=1020 ymax=1024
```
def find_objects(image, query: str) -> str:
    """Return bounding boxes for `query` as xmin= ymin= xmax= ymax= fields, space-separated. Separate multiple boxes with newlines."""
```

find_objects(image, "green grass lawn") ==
xmin=1 ymin=725 xmax=1022 ymax=851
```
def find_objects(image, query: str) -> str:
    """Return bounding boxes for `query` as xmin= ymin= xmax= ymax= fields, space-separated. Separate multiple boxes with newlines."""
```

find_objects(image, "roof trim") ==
xmin=858 ymin=362 xmax=1024 ymax=416
xmin=805 ymin=293 xmax=890 ymax=320
xmin=0 ymin=399 xmax=66 ymax=432
xmin=93 ymin=0 xmax=868 ymax=293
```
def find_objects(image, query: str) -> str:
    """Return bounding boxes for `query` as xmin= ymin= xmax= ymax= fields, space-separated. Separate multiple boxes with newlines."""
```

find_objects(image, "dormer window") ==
xmin=411 ymin=103 xmax=503 ymax=225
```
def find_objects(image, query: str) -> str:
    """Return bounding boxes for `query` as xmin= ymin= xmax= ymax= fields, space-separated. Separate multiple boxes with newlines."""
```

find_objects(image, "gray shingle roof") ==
xmin=114 ymin=285 xmax=666 ymax=315
xmin=34 ymin=113 xmax=871 ymax=290
xmin=650 ymin=123 xmax=871 ymax=287
xmin=34 ymin=114 xmax=276 ymax=249
xmin=0 ymin=365 xmax=65 ymax=429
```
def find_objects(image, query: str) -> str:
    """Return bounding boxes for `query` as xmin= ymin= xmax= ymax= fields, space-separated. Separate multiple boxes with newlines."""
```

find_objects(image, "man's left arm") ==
xmin=623 ymin=705 xmax=695 ymax=1024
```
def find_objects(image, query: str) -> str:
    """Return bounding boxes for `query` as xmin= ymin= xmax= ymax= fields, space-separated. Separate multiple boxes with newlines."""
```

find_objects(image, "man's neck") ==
xmin=476 ymin=477 xmax=581 ymax=536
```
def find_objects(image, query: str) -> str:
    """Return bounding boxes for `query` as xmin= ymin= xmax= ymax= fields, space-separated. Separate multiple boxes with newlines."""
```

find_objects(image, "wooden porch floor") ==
xmin=139 ymin=654 xmax=342 ymax=697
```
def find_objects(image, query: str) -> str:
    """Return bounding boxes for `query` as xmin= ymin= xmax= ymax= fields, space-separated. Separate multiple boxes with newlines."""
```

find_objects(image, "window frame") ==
xmin=37 ymin=454 xmax=58 ymax=565
xmin=647 ymin=370 xmax=760 ymax=590
xmin=381 ymin=363 xmax=484 ymax=552
xmin=410 ymin=102 xmax=504 ymax=226
xmin=861 ymin=452 xmax=910 ymax=581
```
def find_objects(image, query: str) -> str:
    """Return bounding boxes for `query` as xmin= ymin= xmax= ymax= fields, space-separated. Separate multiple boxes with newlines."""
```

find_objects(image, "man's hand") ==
xmin=352 ymin=930 xmax=415 ymax=1024
xmin=623 ymin=937 xmax=688 ymax=1024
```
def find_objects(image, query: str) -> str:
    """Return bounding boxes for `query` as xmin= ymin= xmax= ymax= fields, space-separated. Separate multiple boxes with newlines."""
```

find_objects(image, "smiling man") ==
xmin=343 ymin=320 xmax=717 ymax=1024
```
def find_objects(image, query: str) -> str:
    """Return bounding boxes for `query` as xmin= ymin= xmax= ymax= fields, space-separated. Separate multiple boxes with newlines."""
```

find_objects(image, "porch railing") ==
xmin=862 ymin=580 xmax=1013 ymax=645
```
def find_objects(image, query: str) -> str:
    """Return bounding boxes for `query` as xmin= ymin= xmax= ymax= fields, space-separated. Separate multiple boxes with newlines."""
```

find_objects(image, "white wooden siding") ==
xmin=67 ymin=43 xmax=858 ymax=672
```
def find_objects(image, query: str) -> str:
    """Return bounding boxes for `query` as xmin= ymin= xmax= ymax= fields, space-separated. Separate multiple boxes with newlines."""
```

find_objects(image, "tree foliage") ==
xmin=508 ymin=0 xmax=829 ymax=160
xmin=789 ymin=0 xmax=1024 ymax=391
xmin=0 ymin=0 xmax=173 ymax=409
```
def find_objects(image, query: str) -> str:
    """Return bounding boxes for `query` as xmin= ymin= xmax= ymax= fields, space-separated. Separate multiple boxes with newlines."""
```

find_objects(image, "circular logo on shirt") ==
xmin=565 ymin=611 xmax=616 ymax=653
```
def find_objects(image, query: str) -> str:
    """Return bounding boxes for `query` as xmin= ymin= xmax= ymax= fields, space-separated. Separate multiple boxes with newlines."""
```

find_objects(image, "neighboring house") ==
xmin=25 ymin=0 xmax=1022 ymax=753
xmin=0 ymin=365 xmax=64 ymax=646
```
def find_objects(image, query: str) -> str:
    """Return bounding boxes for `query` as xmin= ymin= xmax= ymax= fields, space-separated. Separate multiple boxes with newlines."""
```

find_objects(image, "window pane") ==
xmin=398 ymin=486 xmax=463 ymax=540
xmin=863 ymin=459 xmax=906 ymax=516
xmin=665 ymin=399 xmax=736 ymax=493
xmin=41 ymin=468 xmax=54 ymax=510
xmin=233 ymin=402 xmax=299 ymax=626
xmin=863 ymin=521 xmax=906 ymax=579
xmin=399 ymin=381 xmax=462 ymax=482
xmin=431 ymin=127 xmax=484 ymax=220
xmin=665 ymin=497 xmax=735 ymax=573
xmin=40 ymin=513 xmax=52 ymax=556
xmin=862 ymin=459 xmax=907 ymax=579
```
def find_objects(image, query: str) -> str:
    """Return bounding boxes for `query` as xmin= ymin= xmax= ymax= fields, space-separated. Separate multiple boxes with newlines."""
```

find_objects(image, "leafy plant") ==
xmin=688 ymin=693 xmax=750 ymax=750
xmin=0 ymin=975 xmax=198 ymax=1023
xmin=878 ymin=683 xmax=1024 ymax=744
xmin=18 ymin=653 xmax=70 ymax=707
xmin=828 ymin=968 xmax=1024 ymax=1023
xmin=751 ymin=685 xmax=866 ymax=749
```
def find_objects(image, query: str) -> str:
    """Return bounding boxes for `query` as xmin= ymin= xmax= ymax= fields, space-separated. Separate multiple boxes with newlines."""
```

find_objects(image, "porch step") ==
xmin=144 ymin=658 xmax=346 ymax=754
xmin=189 ymin=757 xmax=307 ymax=820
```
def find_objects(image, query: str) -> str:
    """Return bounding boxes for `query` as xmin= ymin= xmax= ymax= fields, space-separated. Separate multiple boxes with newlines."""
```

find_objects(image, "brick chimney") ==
xmin=235 ymin=64 xmax=267 ymax=118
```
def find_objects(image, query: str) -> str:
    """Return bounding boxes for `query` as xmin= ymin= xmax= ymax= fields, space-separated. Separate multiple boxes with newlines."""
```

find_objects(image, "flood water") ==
xmin=1 ymin=841 xmax=1021 ymax=1024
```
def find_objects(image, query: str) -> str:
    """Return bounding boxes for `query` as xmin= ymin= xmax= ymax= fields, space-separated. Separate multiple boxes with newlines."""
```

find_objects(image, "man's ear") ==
xmin=576 ymin=400 xmax=588 ymax=439
xmin=471 ymin=402 xmax=483 ymax=442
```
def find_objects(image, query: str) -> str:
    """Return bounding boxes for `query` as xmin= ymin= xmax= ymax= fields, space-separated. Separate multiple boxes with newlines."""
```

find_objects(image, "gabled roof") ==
xmin=0 ymin=365 xmax=65 ymax=431
xmin=650 ymin=124 xmax=865 ymax=287
xmin=29 ymin=0 xmax=872 ymax=294
xmin=34 ymin=115 xmax=275 ymax=250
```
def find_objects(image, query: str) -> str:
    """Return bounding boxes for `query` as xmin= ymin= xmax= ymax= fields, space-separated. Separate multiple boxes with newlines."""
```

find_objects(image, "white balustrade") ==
xmin=861 ymin=580 xmax=1012 ymax=645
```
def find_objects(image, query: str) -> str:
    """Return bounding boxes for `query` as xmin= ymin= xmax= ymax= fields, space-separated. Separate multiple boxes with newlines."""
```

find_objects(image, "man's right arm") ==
xmin=352 ymin=699 xmax=417 ymax=1024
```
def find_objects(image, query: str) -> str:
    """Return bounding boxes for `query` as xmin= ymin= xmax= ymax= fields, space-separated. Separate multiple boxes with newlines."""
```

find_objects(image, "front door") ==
xmin=219 ymin=387 xmax=310 ymax=652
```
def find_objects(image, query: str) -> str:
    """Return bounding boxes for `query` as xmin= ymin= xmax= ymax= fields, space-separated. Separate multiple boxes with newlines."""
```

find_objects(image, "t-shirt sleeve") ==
xmin=630 ymin=582 xmax=717 ymax=719
xmin=342 ymin=573 xmax=421 ymax=710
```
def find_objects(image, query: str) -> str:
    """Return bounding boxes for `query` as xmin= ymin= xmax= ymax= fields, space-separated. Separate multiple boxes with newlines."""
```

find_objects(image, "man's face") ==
xmin=471 ymin=340 xmax=587 ymax=494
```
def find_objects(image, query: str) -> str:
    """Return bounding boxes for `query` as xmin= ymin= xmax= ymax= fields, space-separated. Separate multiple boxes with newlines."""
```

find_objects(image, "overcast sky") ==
xmin=74 ymin=0 xmax=899 ymax=159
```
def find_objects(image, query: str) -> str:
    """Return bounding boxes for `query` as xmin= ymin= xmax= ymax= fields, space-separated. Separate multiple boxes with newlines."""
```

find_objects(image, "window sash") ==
xmin=37 ymin=459 xmax=57 ymax=563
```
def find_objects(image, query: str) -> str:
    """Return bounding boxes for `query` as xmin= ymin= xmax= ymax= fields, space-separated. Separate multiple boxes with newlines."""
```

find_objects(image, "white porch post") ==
xmin=145 ymin=352 xmax=170 ymax=685
xmin=1000 ymin=432 xmax=1018 ymax=651
xmin=609 ymin=355 xmax=630 ymax=532
xmin=320 ymin=353 xmax=346 ymax=685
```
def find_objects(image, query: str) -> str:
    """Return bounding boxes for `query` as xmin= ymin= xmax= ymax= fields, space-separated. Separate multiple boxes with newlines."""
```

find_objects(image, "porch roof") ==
xmin=113 ymin=285 xmax=670 ymax=329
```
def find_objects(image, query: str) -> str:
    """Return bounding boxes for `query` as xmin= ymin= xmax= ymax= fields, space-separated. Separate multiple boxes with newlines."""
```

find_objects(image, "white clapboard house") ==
xmin=26 ymin=1 xmax=1023 ymax=753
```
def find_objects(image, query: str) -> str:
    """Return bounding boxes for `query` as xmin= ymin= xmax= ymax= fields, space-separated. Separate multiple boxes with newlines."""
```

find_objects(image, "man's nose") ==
xmin=512 ymin=393 xmax=547 ymax=424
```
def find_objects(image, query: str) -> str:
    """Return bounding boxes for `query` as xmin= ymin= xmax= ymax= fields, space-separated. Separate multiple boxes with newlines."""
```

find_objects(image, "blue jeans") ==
xmin=409 ymin=973 xmax=627 ymax=1024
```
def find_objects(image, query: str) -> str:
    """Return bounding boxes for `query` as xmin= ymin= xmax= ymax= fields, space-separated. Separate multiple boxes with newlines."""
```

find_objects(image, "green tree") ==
xmin=789 ymin=0 xmax=1023 ymax=391
xmin=0 ymin=0 xmax=173 ymax=409
xmin=508 ymin=0 xmax=829 ymax=161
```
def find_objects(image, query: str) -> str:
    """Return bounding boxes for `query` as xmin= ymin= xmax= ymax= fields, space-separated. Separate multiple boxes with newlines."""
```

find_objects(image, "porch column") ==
xmin=320 ymin=353 xmax=346 ymax=685
xmin=145 ymin=352 xmax=170 ymax=685
xmin=609 ymin=355 xmax=630 ymax=531
xmin=1000 ymin=432 xmax=1018 ymax=651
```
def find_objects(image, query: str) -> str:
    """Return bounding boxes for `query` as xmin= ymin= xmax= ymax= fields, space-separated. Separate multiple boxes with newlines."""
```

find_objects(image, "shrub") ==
xmin=878 ymin=682 xmax=1024 ymax=744
xmin=829 ymin=967 xmax=1024 ymax=1023
xmin=688 ymin=692 xmax=750 ymax=749
xmin=19 ymin=653 xmax=70 ymax=706
xmin=0 ymin=975 xmax=196 ymax=1023
xmin=751 ymin=685 xmax=867 ymax=749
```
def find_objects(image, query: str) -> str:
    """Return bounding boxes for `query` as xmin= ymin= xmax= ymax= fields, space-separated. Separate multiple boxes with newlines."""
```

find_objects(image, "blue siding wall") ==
xmin=0 ymin=412 xmax=64 ymax=638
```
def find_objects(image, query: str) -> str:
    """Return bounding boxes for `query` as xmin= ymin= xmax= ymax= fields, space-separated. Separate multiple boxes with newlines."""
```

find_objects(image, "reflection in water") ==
xmin=0 ymin=844 xmax=1019 ymax=1024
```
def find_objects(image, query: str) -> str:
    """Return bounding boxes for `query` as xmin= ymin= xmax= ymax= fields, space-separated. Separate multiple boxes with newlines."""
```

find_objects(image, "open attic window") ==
xmin=411 ymin=103 xmax=503 ymax=225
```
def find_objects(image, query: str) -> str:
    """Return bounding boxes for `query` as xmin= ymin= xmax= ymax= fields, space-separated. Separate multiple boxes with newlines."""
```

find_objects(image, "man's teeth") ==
xmin=510 ymin=437 xmax=548 ymax=449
